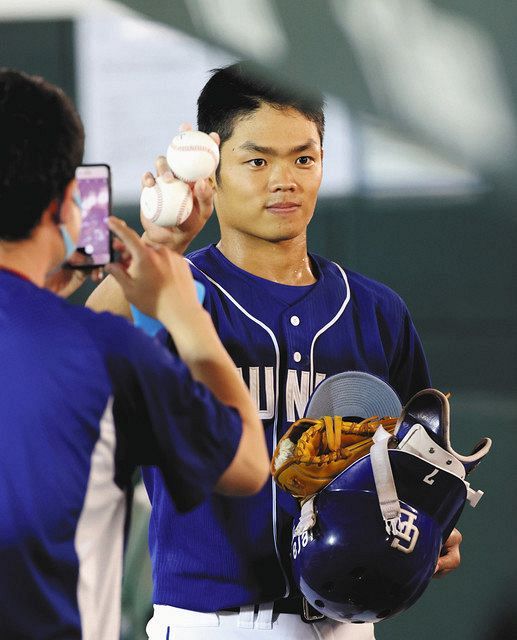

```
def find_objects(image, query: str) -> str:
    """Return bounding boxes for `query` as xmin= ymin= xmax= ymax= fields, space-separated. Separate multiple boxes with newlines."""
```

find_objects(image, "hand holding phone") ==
xmin=66 ymin=164 xmax=113 ymax=269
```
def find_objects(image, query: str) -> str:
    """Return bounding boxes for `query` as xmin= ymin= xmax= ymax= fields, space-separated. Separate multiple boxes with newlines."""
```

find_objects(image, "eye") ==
xmin=247 ymin=158 xmax=266 ymax=168
xmin=296 ymin=156 xmax=314 ymax=166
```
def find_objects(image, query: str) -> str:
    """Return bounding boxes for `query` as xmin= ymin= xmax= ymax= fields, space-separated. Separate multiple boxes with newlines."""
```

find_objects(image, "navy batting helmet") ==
xmin=291 ymin=373 xmax=491 ymax=624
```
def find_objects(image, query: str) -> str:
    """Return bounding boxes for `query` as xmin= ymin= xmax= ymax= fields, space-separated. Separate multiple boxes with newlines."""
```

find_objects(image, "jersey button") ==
xmin=293 ymin=351 xmax=302 ymax=362
xmin=290 ymin=315 xmax=300 ymax=326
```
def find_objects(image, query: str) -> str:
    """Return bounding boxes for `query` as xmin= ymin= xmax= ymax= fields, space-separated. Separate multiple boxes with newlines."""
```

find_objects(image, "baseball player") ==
xmin=0 ymin=68 xmax=269 ymax=640
xmin=88 ymin=62 xmax=462 ymax=639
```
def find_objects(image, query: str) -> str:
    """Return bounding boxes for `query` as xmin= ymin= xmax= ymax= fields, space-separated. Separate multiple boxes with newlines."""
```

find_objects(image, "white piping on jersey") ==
xmin=75 ymin=397 xmax=126 ymax=640
xmin=308 ymin=262 xmax=351 ymax=395
xmin=188 ymin=261 xmax=290 ymax=598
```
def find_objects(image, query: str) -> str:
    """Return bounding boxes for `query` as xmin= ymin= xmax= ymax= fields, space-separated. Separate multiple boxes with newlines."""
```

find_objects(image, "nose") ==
xmin=268 ymin=162 xmax=297 ymax=192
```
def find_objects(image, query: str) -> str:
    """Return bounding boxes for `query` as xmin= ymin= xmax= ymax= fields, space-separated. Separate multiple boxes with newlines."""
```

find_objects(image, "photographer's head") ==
xmin=0 ymin=69 xmax=84 ymax=246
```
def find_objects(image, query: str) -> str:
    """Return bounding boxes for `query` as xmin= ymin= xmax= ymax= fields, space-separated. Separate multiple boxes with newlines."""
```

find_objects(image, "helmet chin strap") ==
xmin=371 ymin=426 xmax=402 ymax=535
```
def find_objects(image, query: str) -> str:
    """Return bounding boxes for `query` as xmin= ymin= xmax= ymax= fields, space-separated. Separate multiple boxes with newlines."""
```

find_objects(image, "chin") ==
xmin=265 ymin=230 xmax=306 ymax=243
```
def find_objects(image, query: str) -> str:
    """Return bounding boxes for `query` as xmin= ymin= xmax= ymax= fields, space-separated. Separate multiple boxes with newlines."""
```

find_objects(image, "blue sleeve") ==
xmin=389 ymin=304 xmax=431 ymax=404
xmin=129 ymin=281 xmax=206 ymax=338
xmin=98 ymin=316 xmax=242 ymax=512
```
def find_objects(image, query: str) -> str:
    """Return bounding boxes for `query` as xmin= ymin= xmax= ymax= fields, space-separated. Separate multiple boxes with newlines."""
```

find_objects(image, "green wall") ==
xmin=0 ymin=19 xmax=75 ymax=100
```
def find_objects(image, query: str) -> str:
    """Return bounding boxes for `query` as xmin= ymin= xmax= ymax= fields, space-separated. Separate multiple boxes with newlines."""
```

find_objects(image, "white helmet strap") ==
xmin=371 ymin=426 xmax=402 ymax=535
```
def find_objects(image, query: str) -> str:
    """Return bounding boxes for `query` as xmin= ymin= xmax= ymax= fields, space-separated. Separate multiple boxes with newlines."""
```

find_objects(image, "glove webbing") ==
xmin=272 ymin=415 xmax=398 ymax=499
xmin=296 ymin=416 xmax=398 ymax=463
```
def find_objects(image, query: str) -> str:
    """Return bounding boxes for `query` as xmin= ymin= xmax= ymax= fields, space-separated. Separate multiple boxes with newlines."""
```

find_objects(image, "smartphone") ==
xmin=67 ymin=163 xmax=113 ymax=269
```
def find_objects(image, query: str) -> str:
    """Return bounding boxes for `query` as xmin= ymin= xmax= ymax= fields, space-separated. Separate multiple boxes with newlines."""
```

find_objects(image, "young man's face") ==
xmin=213 ymin=103 xmax=323 ymax=244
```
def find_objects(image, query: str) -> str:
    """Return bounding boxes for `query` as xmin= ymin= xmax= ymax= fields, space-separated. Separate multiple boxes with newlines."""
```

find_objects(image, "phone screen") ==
xmin=68 ymin=164 xmax=112 ymax=268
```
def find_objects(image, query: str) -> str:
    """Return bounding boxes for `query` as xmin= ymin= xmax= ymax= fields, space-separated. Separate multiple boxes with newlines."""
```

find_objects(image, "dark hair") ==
xmin=0 ymin=69 xmax=84 ymax=241
xmin=197 ymin=62 xmax=325 ymax=179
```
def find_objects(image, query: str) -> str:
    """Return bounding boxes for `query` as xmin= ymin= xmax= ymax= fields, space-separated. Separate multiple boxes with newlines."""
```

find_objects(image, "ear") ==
xmin=41 ymin=199 xmax=60 ymax=225
xmin=56 ymin=179 xmax=77 ymax=224
xmin=41 ymin=198 xmax=61 ymax=227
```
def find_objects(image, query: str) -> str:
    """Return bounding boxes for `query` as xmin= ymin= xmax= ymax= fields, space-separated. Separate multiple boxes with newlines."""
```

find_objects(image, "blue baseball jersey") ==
xmin=143 ymin=244 xmax=431 ymax=612
xmin=0 ymin=269 xmax=242 ymax=640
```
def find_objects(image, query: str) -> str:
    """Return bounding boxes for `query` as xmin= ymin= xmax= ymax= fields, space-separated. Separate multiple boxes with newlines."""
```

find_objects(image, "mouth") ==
xmin=266 ymin=202 xmax=302 ymax=214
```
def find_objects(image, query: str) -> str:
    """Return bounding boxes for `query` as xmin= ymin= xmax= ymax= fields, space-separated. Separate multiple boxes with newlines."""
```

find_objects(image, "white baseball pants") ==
xmin=146 ymin=604 xmax=375 ymax=639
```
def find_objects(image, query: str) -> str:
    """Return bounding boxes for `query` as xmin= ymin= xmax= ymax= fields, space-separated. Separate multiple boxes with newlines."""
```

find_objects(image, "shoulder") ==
xmin=322 ymin=256 xmax=408 ymax=309
xmin=67 ymin=304 xmax=168 ymax=366
xmin=186 ymin=244 xmax=216 ymax=273
xmin=348 ymin=268 xmax=406 ymax=309
xmin=6 ymin=280 xmax=140 ymax=347
xmin=68 ymin=306 xmax=193 ymax=418
xmin=186 ymin=245 xmax=249 ymax=308
xmin=186 ymin=245 xmax=219 ymax=286
xmin=68 ymin=303 xmax=136 ymax=342
xmin=186 ymin=244 xmax=212 ymax=261
xmin=313 ymin=255 xmax=411 ymax=323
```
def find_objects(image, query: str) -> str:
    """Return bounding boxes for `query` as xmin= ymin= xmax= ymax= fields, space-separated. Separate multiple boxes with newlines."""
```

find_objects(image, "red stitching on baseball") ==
xmin=171 ymin=144 xmax=218 ymax=164
xmin=153 ymin=183 xmax=163 ymax=223
xmin=176 ymin=189 xmax=191 ymax=225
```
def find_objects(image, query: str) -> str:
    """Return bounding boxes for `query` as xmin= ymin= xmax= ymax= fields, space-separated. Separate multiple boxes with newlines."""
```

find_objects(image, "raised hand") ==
xmin=105 ymin=217 xmax=201 ymax=322
xmin=140 ymin=124 xmax=220 ymax=255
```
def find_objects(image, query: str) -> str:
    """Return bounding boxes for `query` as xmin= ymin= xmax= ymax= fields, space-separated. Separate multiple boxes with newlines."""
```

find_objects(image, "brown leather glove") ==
xmin=271 ymin=415 xmax=397 ymax=499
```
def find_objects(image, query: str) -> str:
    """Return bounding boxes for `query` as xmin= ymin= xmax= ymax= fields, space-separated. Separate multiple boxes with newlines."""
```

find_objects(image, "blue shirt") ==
xmin=0 ymin=269 xmax=242 ymax=639
xmin=143 ymin=245 xmax=431 ymax=611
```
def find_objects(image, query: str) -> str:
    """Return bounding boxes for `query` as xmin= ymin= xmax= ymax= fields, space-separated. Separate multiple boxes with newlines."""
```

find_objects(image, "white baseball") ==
xmin=166 ymin=130 xmax=220 ymax=183
xmin=140 ymin=176 xmax=193 ymax=227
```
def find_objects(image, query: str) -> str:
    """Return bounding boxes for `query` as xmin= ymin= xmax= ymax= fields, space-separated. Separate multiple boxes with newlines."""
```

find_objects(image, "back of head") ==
xmin=197 ymin=61 xmax=325 ymax=151
xmin=0 ymin=69 xmax=84 ymax=241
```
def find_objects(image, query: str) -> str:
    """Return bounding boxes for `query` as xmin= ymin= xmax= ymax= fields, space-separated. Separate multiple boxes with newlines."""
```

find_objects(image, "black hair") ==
xmin=0 ymin=69 xmax=84 ymax=241
xmin=197 ymin=62 xmax=325 ymax=179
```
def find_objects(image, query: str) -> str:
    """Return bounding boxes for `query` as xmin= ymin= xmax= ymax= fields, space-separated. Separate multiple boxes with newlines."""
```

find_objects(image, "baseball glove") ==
xmin=271 ymin=415 xmax=397 ymax=499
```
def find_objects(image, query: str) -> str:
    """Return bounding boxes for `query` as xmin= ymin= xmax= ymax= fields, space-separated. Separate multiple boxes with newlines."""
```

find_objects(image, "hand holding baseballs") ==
xmin=139 ymin=124 xmax=219 ymax=254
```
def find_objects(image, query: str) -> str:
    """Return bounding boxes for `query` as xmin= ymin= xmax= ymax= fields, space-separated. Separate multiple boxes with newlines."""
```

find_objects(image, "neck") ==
xmin=0 ymin=228 xmax=60 ymax=287
xmin=217 ymin=230 xmax=316 ymax=285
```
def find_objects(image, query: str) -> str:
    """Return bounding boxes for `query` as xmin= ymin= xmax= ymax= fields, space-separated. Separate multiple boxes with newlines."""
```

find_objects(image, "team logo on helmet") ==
xmin=390 ymin=508 xmax=420 ymax=555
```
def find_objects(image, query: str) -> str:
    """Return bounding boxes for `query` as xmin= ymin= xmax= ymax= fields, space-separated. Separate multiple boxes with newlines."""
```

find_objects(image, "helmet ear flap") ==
xmin=395 ymin=388 xmax=492 ymax=475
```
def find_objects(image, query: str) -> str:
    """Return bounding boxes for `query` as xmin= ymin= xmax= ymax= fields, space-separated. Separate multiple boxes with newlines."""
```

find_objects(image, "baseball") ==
xmin=140 ymin=176 xmax=193 ymax=227
xmin=166 ymin=130 xmax=220 ymax=183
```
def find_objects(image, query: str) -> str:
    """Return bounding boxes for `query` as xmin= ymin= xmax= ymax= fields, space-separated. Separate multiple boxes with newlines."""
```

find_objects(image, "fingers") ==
xmin=155 ymin=155 xmax=171 ymax=178
xmin=193 ymin=178 xmax=212 ymax=204
xmin=434 ymin=528 xmax=462 ymax=578
xmin=190 ymin=178 xmax=214 ymax=225
xmin=104 ymin=261 xmax=132 ymax=291
xmin=112 ymin=237 xmax=132 ymax=269
xmin=446 ymin=527 xmax=463 ymax=551
xmin=89 ymin=268 xmax=105 ymax=284
xmin=111 ymin=237 xmax=125 ymax=252
xmin=179 ymin=122 xmax=220 ymax=146
xmin=141 ymin=171 xmax=156 ymax=189
xmin=107 ymin=217 xmax=143 ymax=259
